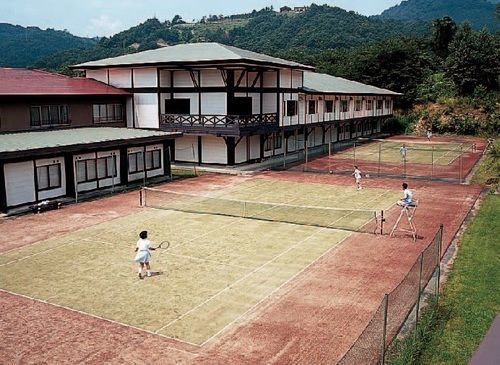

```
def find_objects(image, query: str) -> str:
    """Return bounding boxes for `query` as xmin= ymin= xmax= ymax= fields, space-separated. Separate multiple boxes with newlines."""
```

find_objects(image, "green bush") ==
xmin=382 ymin=114 xmax=419 ymax=134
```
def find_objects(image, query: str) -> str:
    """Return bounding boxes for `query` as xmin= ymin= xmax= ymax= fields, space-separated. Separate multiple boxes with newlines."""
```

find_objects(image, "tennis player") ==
xmin=353 ymin=166 xmax=362 ymax=191
xmin=426 ymin=130 xmax=433 ymax=142
xmin=134 ymin=230 xmax=156 ymax=279
xmin=400 ymin=144 xmax=408 ymax=161
xmin=397 ymin=183 xmax=413 ymax=207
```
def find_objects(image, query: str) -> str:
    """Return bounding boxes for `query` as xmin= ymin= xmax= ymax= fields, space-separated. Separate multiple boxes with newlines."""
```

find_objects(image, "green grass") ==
xmin=0 ymin=178 xmax=398 ymax=345
xmin=471 ymin=139 xmax=499 ymax=191
xmin=388 ymin=195 xmax=500 ymax=364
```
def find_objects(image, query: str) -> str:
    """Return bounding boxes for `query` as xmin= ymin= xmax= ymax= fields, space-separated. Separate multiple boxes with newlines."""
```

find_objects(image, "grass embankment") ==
xmin=389 ymin=194 xmax=500 ymax=364
xmin=471 ymin=139 xmax=499 ymax=191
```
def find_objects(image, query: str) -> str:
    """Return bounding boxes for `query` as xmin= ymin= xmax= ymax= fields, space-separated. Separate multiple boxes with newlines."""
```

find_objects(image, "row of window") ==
xmin=35 ymin=151 xmax=162 ymax=191
xmin=30 ymin=104 xmax=124 ymax=127
xmin=285 ymin=99 xmax=391 ymax=117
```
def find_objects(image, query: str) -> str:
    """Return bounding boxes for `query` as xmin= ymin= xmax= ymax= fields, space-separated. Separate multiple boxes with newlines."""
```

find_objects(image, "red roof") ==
xmin=0 ymin=68 xmax=130 ymax=96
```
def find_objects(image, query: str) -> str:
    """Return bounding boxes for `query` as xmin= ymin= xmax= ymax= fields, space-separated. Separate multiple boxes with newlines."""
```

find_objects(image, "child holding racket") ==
xmin=134 ymin=230 xmax=156 ymax=279
xmin=353 ymin=166 xmax=362 ymax=191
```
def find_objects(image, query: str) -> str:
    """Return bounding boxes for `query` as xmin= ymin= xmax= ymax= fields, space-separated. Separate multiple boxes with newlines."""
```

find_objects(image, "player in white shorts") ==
xmin=397 ymin=183 xmax=414 ymax=207
xmin=353 ymin=166 xmax=362 ymax=191
xmin=134 ymin=230 xmax=156 ymax=279
xmin=400 ymin=144 xmax=408 ymax=162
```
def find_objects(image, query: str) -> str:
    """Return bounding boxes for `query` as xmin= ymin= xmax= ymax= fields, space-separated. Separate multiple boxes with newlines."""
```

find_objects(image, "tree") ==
xmin=431 ymin=16 xmax=457 ymax=58
xmin=445 ymin=24 xmax=500 ymax=94
xmin=171 ymin=15 xmax=185 ymax=26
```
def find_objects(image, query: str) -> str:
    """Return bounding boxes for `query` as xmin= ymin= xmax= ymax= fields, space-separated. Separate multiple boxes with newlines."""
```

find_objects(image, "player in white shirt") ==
xmin=352 ymin=166 xmax=362 ymax=191
xmin=400 ymin=144 xmax=408 ymax=161
xmin=134 ymin=230 xmax=156 ymax=279
xmin=397 ymin=183 xmax=414 ymax=207
xmin=426 ymin=130 xmax=433 ymax=142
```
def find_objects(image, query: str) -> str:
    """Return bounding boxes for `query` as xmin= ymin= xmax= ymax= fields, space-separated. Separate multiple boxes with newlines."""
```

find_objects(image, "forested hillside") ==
xmin=0 ymin=23 xmax=97 ymax=67
xmin=380 ymin=0 xmax=499 ymax=30
xmin=33 ymin=5 xmax=429 ymax=73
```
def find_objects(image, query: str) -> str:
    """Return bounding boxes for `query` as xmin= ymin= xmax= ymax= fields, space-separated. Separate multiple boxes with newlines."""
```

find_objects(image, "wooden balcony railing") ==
xmin=160 ymin=113 xmax=278 ymax=135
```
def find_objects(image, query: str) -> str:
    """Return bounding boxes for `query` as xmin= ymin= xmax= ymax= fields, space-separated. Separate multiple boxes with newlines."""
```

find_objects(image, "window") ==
xmin=355 ymin=100 xmax=362 ymax=112
xmin=145 ymin=150 xmax=162 ymax=171
xmin=308 ymin=100 xmax=316 ymax=115
xmin=264 ymin=135 xmax=282 ymax=152
xmin=366 ymin=100 xmax=373 ymax=111
xmin=385 ymin=99 xmax=391 ymax=109
xmin=31 ymin=105 xmax=70 ymax=127
xmin=97 ymin=156 xmax=117 ymax=179
xmin=165 ymin=99 xmax=190 ymax=115
xmin=286 ymin=100 xmax=298 ymax=117
xmin=325 ymin=100 xmax=334 ymax=113
xmin=377 ymin=100 xmax=383 ymax=110
xmin=129 ymin=152 xmax=145 ymax=174
xmin=36 ymin=164 xmax=61 ymax=191
xmin=340 ymin=100 xmax=349 ymax=113
xmin=93 ymin=104 xmax=124 ymax=123
xmin=76 ymin=159 xmax=97 ymax=183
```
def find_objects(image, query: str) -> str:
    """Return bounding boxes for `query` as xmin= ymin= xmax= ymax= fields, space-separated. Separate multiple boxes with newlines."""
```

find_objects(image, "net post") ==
xmin=192 ymin=144 xmax=198 ymax=176
xmin=353 ymin=142 xmax=357 ymax=164
xmin=328 ymin=142 xmax=332 ymax=173
xmin=404 ymin=154 xmax=407 ymax=178
xmin=380 ymin=210 xmax=384 ymax=235
xmin=168 ymin=146 xmax=173 ymax=181
xmin=243 ymin=201 xmax=247 ymax=217
xmin=381 ymin=293 xmax=389 ymax=365
xmin=139 ymin=188 xmax=144 ymax=207
xmin=436 ymin=224 xmax=444 ymax=304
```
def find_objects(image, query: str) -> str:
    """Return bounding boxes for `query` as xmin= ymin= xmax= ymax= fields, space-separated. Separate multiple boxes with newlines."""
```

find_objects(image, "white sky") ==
xmin=0 ymin=1 xmax=402 ymax=38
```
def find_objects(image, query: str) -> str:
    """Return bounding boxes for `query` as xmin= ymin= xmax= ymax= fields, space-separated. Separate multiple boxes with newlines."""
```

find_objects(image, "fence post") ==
xmin=378 ymin=142 xmax=382 ymax=177
xmin=436 ymin=224 xmax=444 ymax=304
xmin=415 ymin=252 xmax=424 ymax=339
xmin=459 ymin=147 xmax=463 ymax=183
xmin=353 ymin=142 xmax=357 ymax=164
xmin=381 ymin=294 xmax=389 ymax=365
xmin=431 ymin=146 xmax=434 ymax=181
xmin=328 ymin=142 xmax=332 ymax=173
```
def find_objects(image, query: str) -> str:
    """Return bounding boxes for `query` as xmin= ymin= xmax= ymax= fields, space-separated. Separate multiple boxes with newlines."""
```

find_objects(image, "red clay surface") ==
xmin=301 ymin=135 xmax=487 ymax=183
xmin=0 ymin=172 xmax=483 ymax=364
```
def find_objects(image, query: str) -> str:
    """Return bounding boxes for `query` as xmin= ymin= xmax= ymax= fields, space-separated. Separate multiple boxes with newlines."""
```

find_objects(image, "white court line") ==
xmin=0 ymin=240 xmax=81 ymax=268
xmin=154 ymin=206 xmax=355 ymax=335
xmin=200 ymin=234 xmax=351 ymax=346
xmin=0 ymin=288 xmax=201 ymax=350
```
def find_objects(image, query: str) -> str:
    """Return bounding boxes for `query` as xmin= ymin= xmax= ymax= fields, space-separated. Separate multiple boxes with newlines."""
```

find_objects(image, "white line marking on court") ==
xmin=165 ymin=252 xmax=253 ymax=271
xmin=200 ymin=234 xmax=351 ymax=346
xmin=0 ymin=241 xmax=81 ymax=267
xmin=154 ymin=212 xmax=346 ymax=335
xmin=0 ymin=288 xmax=202 ymax=351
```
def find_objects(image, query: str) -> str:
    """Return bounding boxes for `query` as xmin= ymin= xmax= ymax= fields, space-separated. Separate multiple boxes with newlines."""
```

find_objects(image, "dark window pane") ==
xmin=37 ymin=166 xmax=49 ymax=190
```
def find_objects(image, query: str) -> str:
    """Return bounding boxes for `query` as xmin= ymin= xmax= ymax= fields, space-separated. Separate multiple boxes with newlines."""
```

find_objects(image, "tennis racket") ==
xmin=156 ymin=240 xmax=170 ymax=250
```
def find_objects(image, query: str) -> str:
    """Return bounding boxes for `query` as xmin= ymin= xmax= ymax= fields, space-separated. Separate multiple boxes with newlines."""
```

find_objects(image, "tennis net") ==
xmin=142 ymin=187 xmax=384 ymax=234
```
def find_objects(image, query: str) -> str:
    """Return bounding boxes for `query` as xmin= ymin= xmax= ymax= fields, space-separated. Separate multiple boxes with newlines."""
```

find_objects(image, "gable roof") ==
xmin=0 ymin=68 xmax=130 ymax=96
xmin=303 ymin=71 xmax=401 ymax=96
xmin=72 ymin=42 xmax=314 ymax=71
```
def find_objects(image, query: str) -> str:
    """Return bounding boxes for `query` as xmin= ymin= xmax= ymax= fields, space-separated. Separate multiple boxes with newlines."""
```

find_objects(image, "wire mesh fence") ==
xmin=273 ymin=138 xmax=480 ymax=183
xmin=337 ymin=224 xmax=444 ymax=365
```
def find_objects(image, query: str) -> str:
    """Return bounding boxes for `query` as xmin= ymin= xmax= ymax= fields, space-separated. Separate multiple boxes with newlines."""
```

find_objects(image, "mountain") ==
xmin=0 ymin=23 xmax=98 ymax=68
xmin=34 ymin=5 xmax=429 ymax=73
xmin=379 ymin=0 xmax=499 ymax=30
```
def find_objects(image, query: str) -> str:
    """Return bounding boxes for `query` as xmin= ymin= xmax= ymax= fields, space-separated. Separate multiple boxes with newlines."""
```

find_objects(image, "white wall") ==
xmin=175 ymin=135 xmax=199 ymax=163
xmin=249 ymin=135 xmax=260 ymax=160
xmin=201 ymin=93 xmax=226 ymax=115
xmin=202 ymin=136 xmax=227 ymax=164
xmin=201 ymin=69 xmax=225 ymax=87
xmin=4 ymin=161 xmax=36 ymax=206
xmin=134 ymin=68 xmax=158 ymax=87
xmin=235 ymin=138 xmax=247 ymax=164
xmin=86 ymin=69 xmax=107 ymax=83
xmin=109 ymin=69 xmax=132 ymax=88
xmin=134 ymin=93 xmax=159 ymax=128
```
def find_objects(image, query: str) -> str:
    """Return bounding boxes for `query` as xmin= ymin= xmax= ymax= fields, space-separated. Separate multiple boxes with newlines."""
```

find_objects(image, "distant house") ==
xmin=0 ymin=68 xmax=179 ymax=212
xmin=293 ymin=6 xmax=308 ymax=13
xmin=280 ymin=6 xmax=292 ymax=13
xmin=73 ymin=42 xmax=400 ymax=168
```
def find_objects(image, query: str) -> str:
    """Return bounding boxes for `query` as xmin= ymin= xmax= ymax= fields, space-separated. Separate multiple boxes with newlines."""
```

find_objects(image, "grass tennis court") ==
xmin=0 ymin=178 xmax=400 ymax=346
xmin=332 ymin=140 xmax=471 ymax=165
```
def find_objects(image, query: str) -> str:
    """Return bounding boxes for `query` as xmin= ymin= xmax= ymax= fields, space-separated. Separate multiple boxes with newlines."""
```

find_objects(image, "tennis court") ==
xmin=0 ymin=178 xmax=399 ymax=346
xmin=298 ymin=136 xmax=485 ymax=182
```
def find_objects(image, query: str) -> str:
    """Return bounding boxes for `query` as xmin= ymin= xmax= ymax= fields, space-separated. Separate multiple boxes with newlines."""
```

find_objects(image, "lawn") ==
xmin=418 ymin=194 xmax=500 ymax=364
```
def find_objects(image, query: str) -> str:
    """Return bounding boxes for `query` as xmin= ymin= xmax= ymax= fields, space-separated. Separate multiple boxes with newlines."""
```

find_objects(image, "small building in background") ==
xmin=280 ymin=6 xmax=292 ymax=13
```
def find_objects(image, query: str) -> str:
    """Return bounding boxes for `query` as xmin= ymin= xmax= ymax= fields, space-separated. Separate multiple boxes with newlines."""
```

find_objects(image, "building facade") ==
xmin=73 ymin=43 xmax=399 ymax=166
xmin=0 ymin=68 xmax=179 ymax=211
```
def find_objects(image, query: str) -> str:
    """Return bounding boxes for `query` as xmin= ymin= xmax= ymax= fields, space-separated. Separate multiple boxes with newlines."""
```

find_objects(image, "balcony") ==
xmin=160 ymin=113 xmax=279 ymax=136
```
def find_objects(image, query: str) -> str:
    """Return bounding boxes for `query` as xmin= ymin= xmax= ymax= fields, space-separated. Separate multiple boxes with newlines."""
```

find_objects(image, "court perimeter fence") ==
xmin=268 ymin=138 xmax=480 ymax=183
xmin=337 ymin=224 xmax=444 ymax=365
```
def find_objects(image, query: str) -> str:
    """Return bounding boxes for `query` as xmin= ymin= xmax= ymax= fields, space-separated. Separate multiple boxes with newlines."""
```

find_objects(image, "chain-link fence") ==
xmin=272 ymin=138 xmax=480 ymax=183
xmin=337 ymin=224 xmax=443 ymax=365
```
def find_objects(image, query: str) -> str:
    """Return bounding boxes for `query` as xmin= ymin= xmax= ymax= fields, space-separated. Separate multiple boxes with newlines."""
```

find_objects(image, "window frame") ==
xmin=93 ymin=103 xmax=124 ymax=124
xmin=128 ymin=151 xmax=145 ymax=174
xmin=325 ymin=100 xmax=334 ymax=113
xmin=30 ymin=105 xmax=70 ymax=127
xmin=340 ymin=100 xmax=349 ymax=113
xmin=307 ymin=100 xmax=317 ymax=115
xmin=145 ymin=150 xmax=162 ymax=171
xmin=285 ymin=100 xmax=298 ymax=117
xmin=36 ymin=163 xmax=62 ymax=191
xmin=355 ymin=100 xmax=363 ymax=112
xmin=376 ymin=100 xmax=384 ymax=110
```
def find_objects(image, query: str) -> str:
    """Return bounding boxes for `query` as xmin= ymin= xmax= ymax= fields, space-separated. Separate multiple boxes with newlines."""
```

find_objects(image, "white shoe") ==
xmin=147 ymin=272 xmax=151 ymax=277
